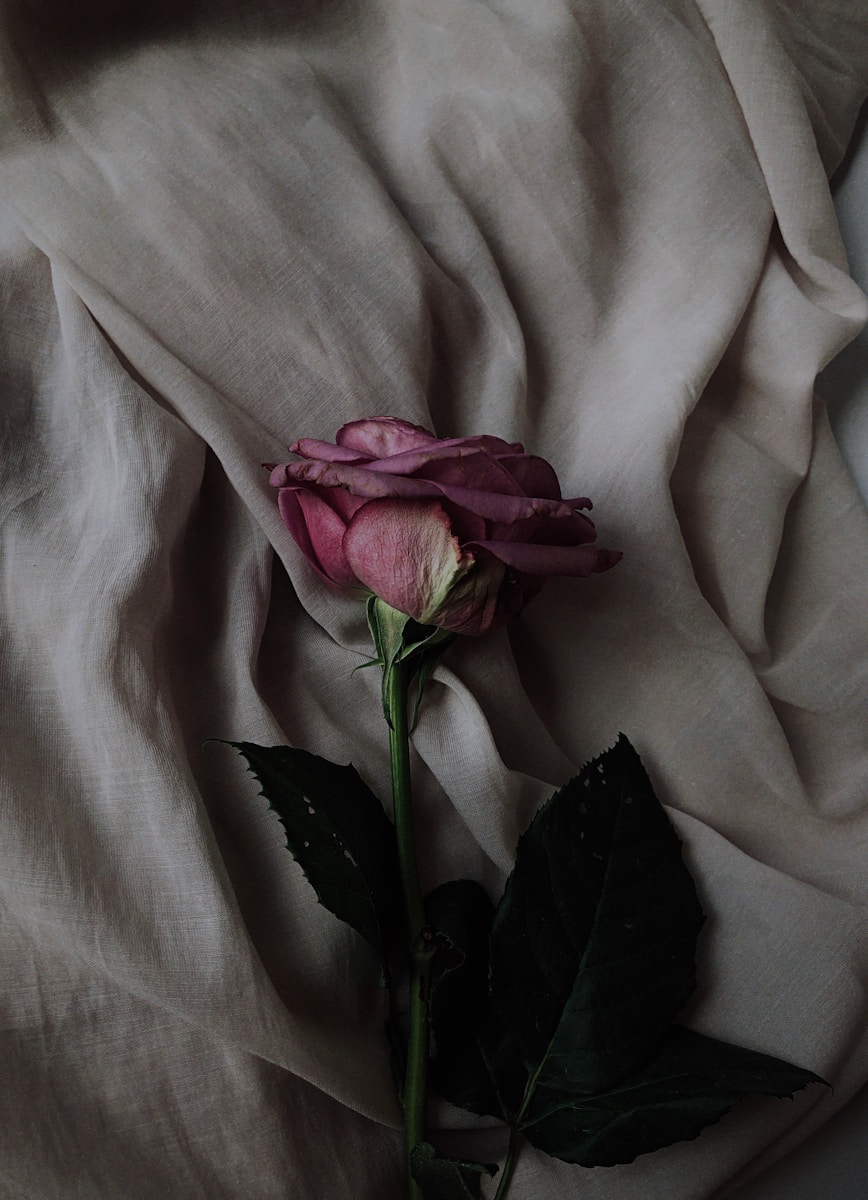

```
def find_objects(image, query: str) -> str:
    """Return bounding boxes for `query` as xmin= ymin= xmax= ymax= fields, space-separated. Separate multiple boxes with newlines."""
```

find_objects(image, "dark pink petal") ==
xmin=412 ymin=452 xmax=528 ymax=497
xmin=277 ymin=487 xmax=361 ymax=588
xmin=279 ymin=458 xmax=444 ymax=499
xmin=323 ymin=487 xmax=370 ymax=522
xmin=466 ymin=539 xmax=622 ymax=576
xmin=335 ymin=417 xmax=439 ymax=457
xmin=368 ymin=445 xmax=526 ymax=496
xmin=488 ymin=508 xmax=599 ymax=546
xmin=276 ymin=458 xmax=578 ymax=523
xmin=434 ymin=483 xmax=578 ymax=523
xmin=437 ymin=500 xmax=487 ymax=545
xmin=289 ymin=438 xmax=371 ymax=464
xmin=496 ymin=453 xmax=563 ymax=500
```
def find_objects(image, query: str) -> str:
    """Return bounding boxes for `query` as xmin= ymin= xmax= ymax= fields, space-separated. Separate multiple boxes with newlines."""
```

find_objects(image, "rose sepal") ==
xmin=366 ymin=595 xmax=456 ymax=730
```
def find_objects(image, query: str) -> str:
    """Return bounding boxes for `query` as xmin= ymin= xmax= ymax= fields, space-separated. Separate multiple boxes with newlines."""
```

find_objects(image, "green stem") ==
xmin=386 ymin=657 xmax=431 ymax=1200
xmin=492 ymin=1129 xmax=522 ymax=1200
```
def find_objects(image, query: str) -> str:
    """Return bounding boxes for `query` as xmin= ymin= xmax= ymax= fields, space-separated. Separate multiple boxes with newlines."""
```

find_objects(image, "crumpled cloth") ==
xmin=1 ymin=2 xmax=867 ymax=1196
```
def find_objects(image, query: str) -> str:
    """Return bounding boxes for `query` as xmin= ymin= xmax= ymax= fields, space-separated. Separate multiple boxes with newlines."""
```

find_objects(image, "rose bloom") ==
xmin=267 ymin=416 xmax=620 ymax=636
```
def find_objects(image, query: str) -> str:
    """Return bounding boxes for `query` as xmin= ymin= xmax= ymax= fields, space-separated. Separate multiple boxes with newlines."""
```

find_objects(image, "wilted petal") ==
xmin=343 ymin=499 xmax=478 ymax=626
xmin=336 ymin=417 xmax=439 ymax=457
xmin=496 ymin=453 xmax=563 ymax=500
xmin=290 ymin=438 xmax=371 ymax=464
xmin=280 ymin=458 xmax=440 ymax=499
xmin=434 ymin=484 xmax=578 ymax=523
xmin=365 ymin=445 xmax=523 ymax=496
xmin=410 ymin=449 xmax=527 ymax=496
xmin=466 ymin=539 xmax=622 ymax=576
xmin=269 ymin=462 xmax=299 ymax=488
xmin=488 ymin=508 xmax=599 ymax=546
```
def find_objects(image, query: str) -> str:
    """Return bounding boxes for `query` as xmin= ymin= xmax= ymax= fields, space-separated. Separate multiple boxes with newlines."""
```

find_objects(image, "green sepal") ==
xmin=228 ymin=741 xmax=401 ymax=982
xmin=366 ymin=595 xmax=455 ymax=728
xmin=410 ymin=1142 xmax=497 ymax=1200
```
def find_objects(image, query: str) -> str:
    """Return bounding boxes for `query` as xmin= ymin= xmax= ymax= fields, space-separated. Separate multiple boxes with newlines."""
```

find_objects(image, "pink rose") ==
xmin=267 ymin=416 xmax=621 ymax=636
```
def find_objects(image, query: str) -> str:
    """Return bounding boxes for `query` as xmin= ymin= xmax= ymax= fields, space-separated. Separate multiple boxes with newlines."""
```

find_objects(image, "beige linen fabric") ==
xmin=1 ymin=1 xmax=867 ymax=1196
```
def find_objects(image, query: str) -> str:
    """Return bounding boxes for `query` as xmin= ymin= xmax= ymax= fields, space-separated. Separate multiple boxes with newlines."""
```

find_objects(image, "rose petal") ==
xmin=341 ymin=498 xmax=488 ymax=629
xmin=280 ymin=458 xmax=443 ymax=498
xmin=277 ymin=487 xmax=361 ymax=588
xmin=496 ymin=453 xmax=563 ymax=500
xmin=437 ymin=500 xmax=487 ymax=545
xmin=277 ymin=458 xmax=578 ymax=522
xmin=434 ymin=483 xmax=577 ymax=523
xmin=488 ymin=508 xmax=599 ymax=546
xmin=367 ymin=445 xmax=527 ymax=496
xmin=290 ymin=438 xmax=371 ymax=464
xmin=335 ymin=417 xmax=439 ymax=457
xmin=466 ymin=539 xmax=622 ymax=576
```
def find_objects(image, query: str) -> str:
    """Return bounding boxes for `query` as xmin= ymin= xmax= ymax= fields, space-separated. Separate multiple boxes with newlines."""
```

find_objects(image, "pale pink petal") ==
xmin=342 ymin=499 xmax=471 ymax=624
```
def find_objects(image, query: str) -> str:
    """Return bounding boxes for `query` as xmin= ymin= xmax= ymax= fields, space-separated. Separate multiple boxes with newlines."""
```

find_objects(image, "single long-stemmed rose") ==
xmin=228 ymin=416 xmax=823 ymax=1199
xmin=267 ymin=416 xmax=620 ymax=1198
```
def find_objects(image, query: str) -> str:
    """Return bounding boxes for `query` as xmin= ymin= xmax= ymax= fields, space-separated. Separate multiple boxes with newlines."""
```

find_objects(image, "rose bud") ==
xmin=267 ymin=416 xmax=621 ymax=637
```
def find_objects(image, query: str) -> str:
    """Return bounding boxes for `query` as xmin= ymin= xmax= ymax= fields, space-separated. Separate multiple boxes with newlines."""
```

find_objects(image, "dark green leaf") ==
xmin=425 ymin=881 xmax=524 ymax=1119
xmin=229 ymin=742 xmax=401 ymax=977
xmin=489 ymin=734 xmax=705 ymax=1100
xmin=426 ymin=737 xmax=824 ymax=1169
xmin=410 ymin=1142 xmax=497 ymax=1200
xmin=426 ymin=880 xmax=494 ymax=1035
xmin=521 ymin=1025 xmax=825 ymax=1166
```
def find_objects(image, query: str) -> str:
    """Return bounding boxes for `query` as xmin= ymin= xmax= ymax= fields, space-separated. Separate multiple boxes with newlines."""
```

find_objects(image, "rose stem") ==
xmin=386 ymin=655 xmax=431 ymax=1200
xmin=492 ymin=1129 xmax=522 ymax=1200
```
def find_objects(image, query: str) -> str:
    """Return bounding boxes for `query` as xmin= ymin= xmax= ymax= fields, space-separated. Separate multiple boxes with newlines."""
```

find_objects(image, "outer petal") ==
xmin=342 ymin=498 xmax=503 ymax=632
xmin=465 ymin=539 xmax=623 ymax=576
xmin=399 ymin=449 xmax=528 ymax=497
xmin=289 ymin=438 xmax=371 ymax=464
xmin=335 ymin=417 xmax=439 ymax=457
xmin=487 ymin=508 xmax=599 ymax=547
xmin=276 ymin=487 xmax=362 ymax=588
xmin=495 ymin=453 xmax=563 ymax=500
xmin=276 ymin=458 xmax=579 ymax=522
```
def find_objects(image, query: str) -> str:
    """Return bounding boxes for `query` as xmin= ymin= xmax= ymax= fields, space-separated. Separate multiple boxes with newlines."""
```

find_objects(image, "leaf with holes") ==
xmin=428 ymin=735 xmax=824 ymax=1167
xmin=489 ymin=734 xmax=705 ymax=1104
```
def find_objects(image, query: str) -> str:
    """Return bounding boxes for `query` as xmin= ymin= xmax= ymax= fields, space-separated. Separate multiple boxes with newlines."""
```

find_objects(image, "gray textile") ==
xmin=1 ymin=2 xmax=867 ymax=1197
